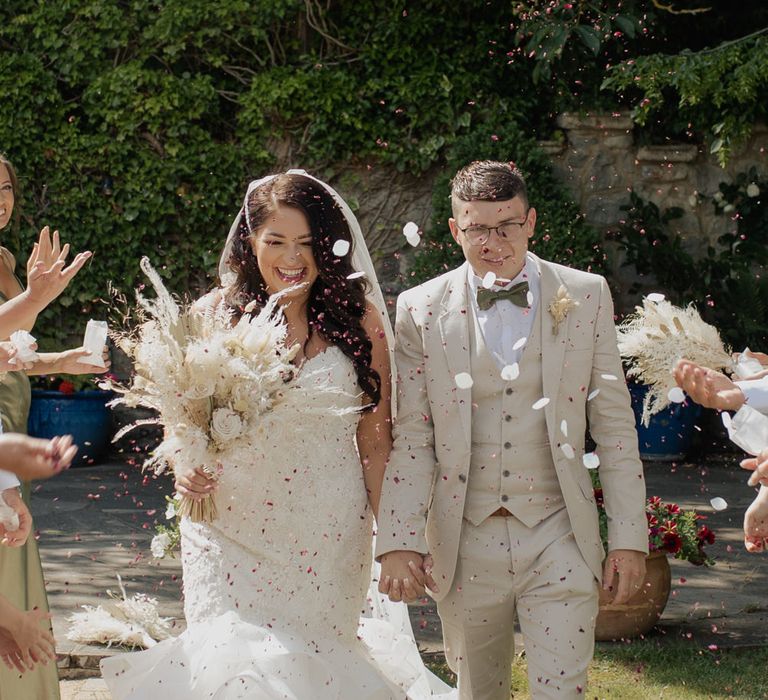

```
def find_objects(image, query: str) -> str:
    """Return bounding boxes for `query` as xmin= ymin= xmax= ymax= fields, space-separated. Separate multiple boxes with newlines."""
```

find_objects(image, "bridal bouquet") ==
xmin=104 ymin=257 xmax=302 ymax=522
xmin=616 ymin=295 xmax=732 ymax=426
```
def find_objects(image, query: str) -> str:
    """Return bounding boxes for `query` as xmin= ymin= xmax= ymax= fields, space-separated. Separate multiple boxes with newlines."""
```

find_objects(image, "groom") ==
xmin=376 ymin=161 xmax=648 ymax=698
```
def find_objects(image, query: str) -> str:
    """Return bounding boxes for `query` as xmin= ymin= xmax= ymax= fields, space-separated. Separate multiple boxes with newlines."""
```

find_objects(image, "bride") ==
xmin=100 ymin=171 xmax=455 ymax=699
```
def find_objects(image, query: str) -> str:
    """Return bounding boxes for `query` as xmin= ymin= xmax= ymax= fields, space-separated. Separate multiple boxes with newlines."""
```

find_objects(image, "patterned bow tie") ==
xmin=476 ymin=281 xmax=530 ymax=311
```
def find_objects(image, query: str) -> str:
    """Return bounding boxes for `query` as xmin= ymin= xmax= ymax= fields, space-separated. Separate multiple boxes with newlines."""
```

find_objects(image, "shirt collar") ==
xmin=467 ymin=254 xmax=534 ymax=298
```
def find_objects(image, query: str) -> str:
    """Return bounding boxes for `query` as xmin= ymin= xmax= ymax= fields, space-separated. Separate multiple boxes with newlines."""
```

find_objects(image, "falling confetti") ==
xmin=482 ymin=271 xmax=497 ymax=289
xmin=532 ymin=397 xmax=550 ymax=410
xmin=403 ymin=221 xmax=421 ymax=247
xmin=587 ymin=389 xmax=600 ymax=401
xmin=332 ymin=239 xmax=350 ymax=256
xmin=600 ymin=373 xmax=618 ymax=381
xmin=560 ymin=419 xmax=568 ymax=437
xmin=526 ymin=291 xmax=534 ymax=306
xmin=346 ymin=271 xmax=366 ymax=280
xmin=512 ymin=337 xmax=527 ymax=351
xmin=647 ymin=293 xmax=666 ymax=303
xmin=667 ymin=387 xmax=686 ymax=404
xmin=561 ymin=443 xmax=575 ymax=459
xmin=582 ymin=452 xmax=600 ymax=469
xmin=721 ymin=412 xmax=732 ymax=430
xmin=454 ymin=372 xmax=474 ymax=389
xmin=710 ymin=497 xmax=728 ymax=511
xmin=501 ymin=363 xmax=519 ymax=381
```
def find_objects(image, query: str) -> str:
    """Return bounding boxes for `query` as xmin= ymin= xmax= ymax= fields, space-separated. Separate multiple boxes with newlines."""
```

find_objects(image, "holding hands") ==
xmin=378 ymin=550 xmax=439 ymax=603
xmin=0 ymin=604 xmax=55 ymax=674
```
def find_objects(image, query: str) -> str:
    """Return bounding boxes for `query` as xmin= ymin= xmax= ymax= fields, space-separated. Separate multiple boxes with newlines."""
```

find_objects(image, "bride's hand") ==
xmin=175 ymin=465 xmax=217 ymax=500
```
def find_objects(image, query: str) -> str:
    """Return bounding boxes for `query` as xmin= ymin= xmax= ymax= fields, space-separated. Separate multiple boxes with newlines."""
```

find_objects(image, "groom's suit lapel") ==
xmin=535 ymin=254 xmax=569 ymax=447
xmin=438 ymin=263 xmax=472 ymax=449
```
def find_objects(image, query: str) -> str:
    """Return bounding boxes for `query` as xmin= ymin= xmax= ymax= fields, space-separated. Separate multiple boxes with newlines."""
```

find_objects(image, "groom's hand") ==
xmin=674 ymin=359 xmax=745 ymax=411
xmin=602 ymin=549 xmax=646 ymax=605
xmin=379 ymin=550 xmax=436 ymax=603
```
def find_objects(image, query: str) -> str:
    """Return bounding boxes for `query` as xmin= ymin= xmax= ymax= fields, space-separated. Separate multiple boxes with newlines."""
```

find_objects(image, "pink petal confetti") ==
xmin=454 ymin=372 xmax=474 ymax=389
xmin=646 ymin=293 xmax=666 ymax=303
xmin=346 ymin=271 xmax=366 ymax=280
xmin=601 ymin=373 xmax=618 ymax=381
xmin=587 ymin=388 xmax=600 ymax=401
xmin=561 ymin=443 xmax=575 ymax=459
xmin=668 ymin=387 xmax=686 ymax=403
xmin=501 ymin=363 xmax=519 ymax=381
xmin=560 ymin=419 xmax=568 ymax=437
xmin=710 ymin=497 xmax=728 ymax=511
xmin=512 ymin=337 xmax=527 ymax=351
xmin=482 ymin=271 xmax=497 ymax=289
xmin=332 ymin=239 xmax=350 ymax=256
xmin=532 ymin=397 xmax=550 ymax=410
xmin=582 ymin=452 xmax=600 ymax=469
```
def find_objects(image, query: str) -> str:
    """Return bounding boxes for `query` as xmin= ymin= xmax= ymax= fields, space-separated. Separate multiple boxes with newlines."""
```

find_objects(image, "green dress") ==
xmin=0 ymin=274 xmax=60 ymax=698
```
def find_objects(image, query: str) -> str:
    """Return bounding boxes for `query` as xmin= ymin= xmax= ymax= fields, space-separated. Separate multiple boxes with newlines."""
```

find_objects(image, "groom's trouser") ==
xmin=436 ymin=508 xmax=598 ymax=700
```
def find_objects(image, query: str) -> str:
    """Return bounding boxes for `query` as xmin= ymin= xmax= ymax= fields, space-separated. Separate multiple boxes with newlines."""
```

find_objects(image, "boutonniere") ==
xmin=548 ymin=285 xmax=579 ymax=334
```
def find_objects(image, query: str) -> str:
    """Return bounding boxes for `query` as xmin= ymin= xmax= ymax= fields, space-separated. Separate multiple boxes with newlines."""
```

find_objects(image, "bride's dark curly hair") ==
xmin=223 ymin=173 xmax=381 ymax=408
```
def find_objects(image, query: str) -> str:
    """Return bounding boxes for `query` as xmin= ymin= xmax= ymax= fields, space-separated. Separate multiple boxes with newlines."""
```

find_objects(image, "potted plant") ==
xmin=592 ymin=472 xmax=715 ymax=641
xmin=27 ymin=375 xmax=114 ymax=467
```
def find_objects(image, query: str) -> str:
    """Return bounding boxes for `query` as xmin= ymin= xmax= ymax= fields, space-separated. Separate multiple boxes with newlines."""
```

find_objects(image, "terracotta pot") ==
xmin=594 ymin=551 xmax=671 ymax=641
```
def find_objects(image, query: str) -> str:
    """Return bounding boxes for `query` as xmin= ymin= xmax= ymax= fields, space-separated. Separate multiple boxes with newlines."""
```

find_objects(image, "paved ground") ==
xmin=28 ymin=450 xmax=768 ymax=699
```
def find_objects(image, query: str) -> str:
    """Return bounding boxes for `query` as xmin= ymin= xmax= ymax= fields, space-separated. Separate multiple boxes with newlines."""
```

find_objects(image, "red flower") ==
xmin=647 ymin=496 xmax=662 ymax=509
xmin=662 ymin=532 xmax=683 ymax=554
xmin=58 ymin=380 xmax=76 ymax=395
xmin=697 ymin=526 xmax=715 ymax=545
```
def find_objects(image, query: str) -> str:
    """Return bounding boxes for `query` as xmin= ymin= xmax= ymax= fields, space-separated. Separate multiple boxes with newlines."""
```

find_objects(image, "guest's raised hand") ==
xmin=25 ymin=226 xmax=92 ymax=307
xmin=379 ymin=550 xmax=427 ymax=602
xmin=741 ymin=448 xmax=768 ymax=488
xmin=602 ymin=549 xmax=647 ymax=605
xmin=0 ymin=434 xmax=75 ymax=481
xmin=674 ymin=359 xmax=745 ymax=411
xmin=0 ymin=488 xmax=32 ymax=547
xmin=54 ymin=345 xmax=110 ymax=375
xmin=175 ymin=464 xmax=217 ymax=501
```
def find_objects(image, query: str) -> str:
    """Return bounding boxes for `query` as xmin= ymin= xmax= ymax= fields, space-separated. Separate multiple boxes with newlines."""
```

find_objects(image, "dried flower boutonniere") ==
xmin=548 ymin=285 xmax=579 ymax=334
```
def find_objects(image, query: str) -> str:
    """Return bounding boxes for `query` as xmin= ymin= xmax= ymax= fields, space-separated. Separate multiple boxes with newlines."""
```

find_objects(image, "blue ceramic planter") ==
xmin=28 ymin=389 xmax=112 ymax=467
xmin=628 ymin=382 xmax=702 ymax=461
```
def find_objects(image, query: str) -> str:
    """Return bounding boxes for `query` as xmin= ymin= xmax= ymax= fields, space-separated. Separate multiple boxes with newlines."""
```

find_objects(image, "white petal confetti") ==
xmin=482 ymin=271 xmax=497 ymax=289
xmin=721 ymin=412 xmax=732 ymax=430
xmin=512 ymin=337 xmax=527 ymax=351
xmin=560 ymin=419 xmax=568 ymax=437
xmin=587 ymin=389 xmax=600 ymax=401
xmin=532 ymin=397 xmax=550 ymax=410
xmin=526 ymin=291 xmax=534 ymax=306
xmin=667 ymin=387 xmax=686 ymax=404
xmin=501 ymin=363 xmax=519 ymax=381
xmin=601 ymin=373 xmax=618 ymax=381
xmin=647 ymin=293 xmax=666 ymax=303
xmin=582 ymin=452 xmax=600 ymax=469
xmin=332 ymin=239 xmax=350 ymax=256
xmin=403 ymin=221 xmax=421 ymax=247
xmin=710 ymin=497 xmax=728 ymax=511
xmin=561 ymin=443 xmax=575 ymax=459
xmin=346 ymin=271 xmax=366 ymax=280
xmin=454 ymin=372 xmax=474 ymax=389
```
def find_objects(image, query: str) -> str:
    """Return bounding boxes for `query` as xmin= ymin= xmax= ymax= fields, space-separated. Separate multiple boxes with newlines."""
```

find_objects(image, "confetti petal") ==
xmin=601 ymin=373 xmax=618 ymax=381
xmin=346 ymin=271 xmax=366 ymax=280
xmin=560 ymin=419 xmax=568 ymax=437
xmin=647 ymin=293 xmax=666 ymax=303
xmin=587 ymin=389 xmax=600 ymax=401
xmin=526 ymin=291 xmax=534 ymax=307
xmin=512 ymin=337 xmax=527 ymax=351
xmin=332 ymin=239 xmax=350 ymax=256
xmin=532 ymin=397 xmax=550 ymax=410
xmin=501 ymin=363 xmax=519 ymax=381
xmin=561 ymin=443 xmax=575 ymax=459
xmin=454 ymin=372 xmax=474 ymax=389
xmin=403 ymin=221 xmax=419 ymax=238
xmin=721 ymin=412 xmax=732 ymax=430
xmin=582 ymin=452 xmax=600 ymax=469
xmin=710 ymin=497 xmax=728 ymax=511
xmin=667 ymin=387 xmax=686 ymax=403
xmin=482 ymin=271 xmax=497 ymax=289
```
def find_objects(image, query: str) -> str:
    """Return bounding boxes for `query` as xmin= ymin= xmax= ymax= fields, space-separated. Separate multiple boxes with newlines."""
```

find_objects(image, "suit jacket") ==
xmin=375 ymin=254 xmax=648 ymax=601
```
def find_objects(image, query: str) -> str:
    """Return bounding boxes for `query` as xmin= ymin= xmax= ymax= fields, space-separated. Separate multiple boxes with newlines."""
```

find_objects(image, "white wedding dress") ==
xmin=101 ymin=346 xmax=455 ymax=699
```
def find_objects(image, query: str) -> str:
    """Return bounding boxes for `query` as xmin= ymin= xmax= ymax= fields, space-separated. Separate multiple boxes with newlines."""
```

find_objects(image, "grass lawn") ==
xmin=424 ymin=640 xmax=768 ymax=698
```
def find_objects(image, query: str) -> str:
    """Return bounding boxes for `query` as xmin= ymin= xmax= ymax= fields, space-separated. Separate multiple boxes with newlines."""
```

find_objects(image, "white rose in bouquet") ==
xmin=210 ymin=407 xmax=244 ymax=445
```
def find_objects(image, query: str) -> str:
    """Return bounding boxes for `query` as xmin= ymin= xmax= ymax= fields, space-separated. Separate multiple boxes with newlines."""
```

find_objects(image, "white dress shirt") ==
xmin=467 ymin=254 xmax=540 ymax=368
xmin=736 ymin=376 xmax=768 ymax=414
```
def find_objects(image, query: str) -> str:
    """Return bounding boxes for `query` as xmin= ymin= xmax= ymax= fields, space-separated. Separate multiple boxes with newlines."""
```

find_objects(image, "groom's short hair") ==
xmin=450 ymin=160 xmax=528 ymax=217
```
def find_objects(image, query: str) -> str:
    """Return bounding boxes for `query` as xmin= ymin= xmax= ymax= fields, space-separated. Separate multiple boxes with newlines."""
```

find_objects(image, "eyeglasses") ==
xmin=458 ymin=210 xmax=530 ymax=246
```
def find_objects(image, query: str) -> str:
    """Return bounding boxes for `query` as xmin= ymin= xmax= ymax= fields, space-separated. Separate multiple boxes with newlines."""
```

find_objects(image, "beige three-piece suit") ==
xmin=376 ymin=254 xmax=648 ymax=699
